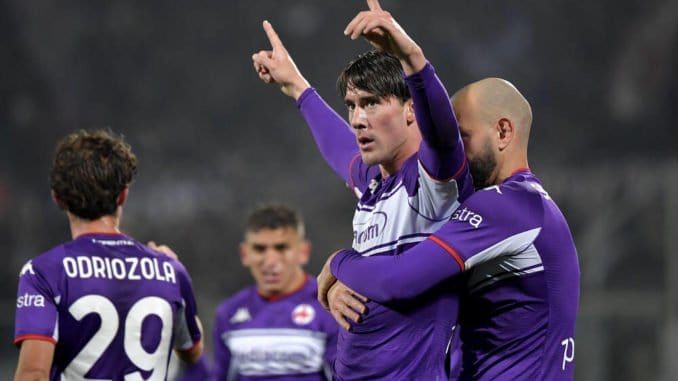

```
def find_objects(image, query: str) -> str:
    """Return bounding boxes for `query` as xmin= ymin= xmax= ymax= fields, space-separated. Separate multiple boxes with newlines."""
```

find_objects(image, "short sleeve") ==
xmin=14 ymin=260 xmax=59 ymax=345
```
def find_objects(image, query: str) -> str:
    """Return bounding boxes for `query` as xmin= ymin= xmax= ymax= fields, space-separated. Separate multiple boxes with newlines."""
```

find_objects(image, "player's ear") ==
xmin=239 ymin=242 xmax=250 ymax=267
xmin=297 ymin=239 xmax=311 ymax=266
xmin=116 ymin=187 xmax=129 ymax=206
xmin=51 ymin=190 xmax=67 ymax=210
xmin=496 ymin=117 xmax=514 ymax=151
xmin=405 ymin=99 xmax=415 ymax=125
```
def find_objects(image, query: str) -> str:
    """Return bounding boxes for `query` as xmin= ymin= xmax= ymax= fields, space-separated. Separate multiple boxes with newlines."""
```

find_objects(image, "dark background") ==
xmin=2 ymin=1 xmax=677 ymax=379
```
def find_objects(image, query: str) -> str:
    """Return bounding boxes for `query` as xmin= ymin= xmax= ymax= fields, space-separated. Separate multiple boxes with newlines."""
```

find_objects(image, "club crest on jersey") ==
xmin=291 ymin=304 xmax=315 ymax=325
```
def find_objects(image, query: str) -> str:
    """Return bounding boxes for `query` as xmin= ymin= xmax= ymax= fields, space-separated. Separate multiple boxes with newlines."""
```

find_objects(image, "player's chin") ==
xmin=359 ymin=151 xmax=381 ymax=166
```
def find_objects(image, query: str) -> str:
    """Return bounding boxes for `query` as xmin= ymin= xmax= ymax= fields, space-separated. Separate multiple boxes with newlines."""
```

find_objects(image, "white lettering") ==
xmin=92 ymin=256 xmax=106 ymax=278
xmin=63 ymin=257 xmax=78 ymax=277
xmin=154 ymin=259 xmax=166 ymax=281
xmin=163 ymin=262 xmax=176 ymax=283
xmin=126 ymin=258 xmax=141 ymax=280
xmin=111 ymin=258 xmax=126 ymax=279
xmin=451 ymin=207 xmax=483 ymax=228
xmin=77 ymin=256 xmax=93 ymax=278
xmin=17 ymin=293 xmax=46 ymax=308
xmin=140 ymin=258 xmax=154 ymax=279
xmin=60 ymin=256 xmax=176 ymax=283
xmin=561 ymin=337 xmax=575 ymax=370
xmin=103 ymin=257 xmax=113 ymax=278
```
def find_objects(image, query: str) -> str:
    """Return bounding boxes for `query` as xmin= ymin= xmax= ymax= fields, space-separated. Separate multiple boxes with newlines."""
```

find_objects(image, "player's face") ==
xmin=344 ymin=87 xmax=412 ymax=172
xmin=454 ymin=95 xmax=498 ymax=189
xmin=240 ymin=227 xmax=310 ymax=297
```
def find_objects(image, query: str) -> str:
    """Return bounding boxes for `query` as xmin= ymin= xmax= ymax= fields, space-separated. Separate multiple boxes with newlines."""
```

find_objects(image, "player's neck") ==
xmin=496 ymin=154 xmax=529 ymax=184
xmin=379 ymin=140 xmax=419 ymax=179
xmin=68 ymin=212 xmax=122 ymax=239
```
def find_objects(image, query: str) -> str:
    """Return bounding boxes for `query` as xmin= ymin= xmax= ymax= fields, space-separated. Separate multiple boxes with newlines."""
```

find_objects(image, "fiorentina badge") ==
xmin=291 ymin=303 xmax=315 ymax=325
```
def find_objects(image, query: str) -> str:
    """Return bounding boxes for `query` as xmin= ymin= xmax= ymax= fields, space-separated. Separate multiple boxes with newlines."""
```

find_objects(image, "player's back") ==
xmin=15 ymin=233 xmax=200 ymax=381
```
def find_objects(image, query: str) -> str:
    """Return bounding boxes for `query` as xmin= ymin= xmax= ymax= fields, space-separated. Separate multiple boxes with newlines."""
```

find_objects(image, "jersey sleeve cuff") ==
xmin=14 ymin=334 xmax=57 ymax=347
xmin=296 ymin=87 xmax=317 ymax=108
xmin=429 ymin=235 xmax=465 ymax=271
xmin=177 ymin=338 xmax=202 ymax=353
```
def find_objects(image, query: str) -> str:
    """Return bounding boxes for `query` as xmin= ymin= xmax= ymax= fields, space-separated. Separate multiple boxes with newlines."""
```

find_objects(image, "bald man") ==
xmin=319 ymin=78 xmax=581 ymax=380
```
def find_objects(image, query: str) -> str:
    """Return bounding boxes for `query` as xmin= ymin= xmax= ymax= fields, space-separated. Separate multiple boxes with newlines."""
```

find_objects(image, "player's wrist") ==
xmin=288 ymin=80 xmax=311 ymax=100
xmin=401 ymin=46 xmax=426 ymax=76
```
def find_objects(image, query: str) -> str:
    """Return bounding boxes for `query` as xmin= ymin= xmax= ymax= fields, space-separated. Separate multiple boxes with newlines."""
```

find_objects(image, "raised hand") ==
xmin=252 ymin=20 xmax=310 ymax=100
xmin=344 ymin=0 xmax=425 ymax=74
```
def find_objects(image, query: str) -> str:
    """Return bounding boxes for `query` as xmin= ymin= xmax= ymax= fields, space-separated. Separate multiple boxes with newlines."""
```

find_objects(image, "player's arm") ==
xmin=253 ymin=20 xmax=359 ymax=183
xmin=14 ymin=258 xmax=59 ymax=380
xmin=331 ymin=240 xmax=456 ymax=302
xmin=175 ymin=316 xmax=203 ymax=364
xmin=331 ymin=188 xmax=541 ymax=302
xmin=173 ymin=263 xmax=204 ymax=364
xmin=13 ymin=340 xmax=54 ymax=381
xmin=346 ymin=0 xmax=465 ymax=181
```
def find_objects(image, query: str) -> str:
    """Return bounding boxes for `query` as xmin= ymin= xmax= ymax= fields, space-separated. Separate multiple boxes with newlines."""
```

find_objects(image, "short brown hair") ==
xmin=245 ymin=204 xmax=305 ymax=238
xmin=49 ymin=129 xmax=138 ymax=220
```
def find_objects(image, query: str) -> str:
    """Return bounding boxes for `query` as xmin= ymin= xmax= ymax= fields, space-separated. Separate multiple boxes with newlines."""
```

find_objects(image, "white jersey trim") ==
xmin=465 ymin=228 xmax=543 ymax=293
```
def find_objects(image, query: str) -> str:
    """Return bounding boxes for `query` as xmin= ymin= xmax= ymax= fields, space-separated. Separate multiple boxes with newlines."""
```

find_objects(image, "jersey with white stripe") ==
xmin=298 ymin=62 xmax=473 ymax=380
xmin=14 ymin=233 xmax=202 ymax=381
xmin=212 ymin=276 xmax=337 ymax=381
xmin=330 ymin=170 xmax=580 ymax=380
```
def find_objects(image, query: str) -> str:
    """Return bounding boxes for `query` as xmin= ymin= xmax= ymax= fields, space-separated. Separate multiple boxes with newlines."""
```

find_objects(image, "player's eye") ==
xmin=274 ymin=244 xmax=289 ymax=252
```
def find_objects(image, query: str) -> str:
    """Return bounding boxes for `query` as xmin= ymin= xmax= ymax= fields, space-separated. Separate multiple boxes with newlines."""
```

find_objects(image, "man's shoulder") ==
xmin=20 ymin=243 xmax=69 ymax=277
xmin=215 ymin=286 xmax=256 ymax=318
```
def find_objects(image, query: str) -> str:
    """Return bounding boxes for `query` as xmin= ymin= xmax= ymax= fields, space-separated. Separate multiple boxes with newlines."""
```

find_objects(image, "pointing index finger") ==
xmin=262 ymin=20 xmax=285 ymax=51
xmin=366 ymin=0 xmax=382 ymax=11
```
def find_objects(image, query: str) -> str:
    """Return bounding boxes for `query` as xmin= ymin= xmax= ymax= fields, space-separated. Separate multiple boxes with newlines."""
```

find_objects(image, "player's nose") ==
xmin=350 ymin=108 xmax=368 ymax=129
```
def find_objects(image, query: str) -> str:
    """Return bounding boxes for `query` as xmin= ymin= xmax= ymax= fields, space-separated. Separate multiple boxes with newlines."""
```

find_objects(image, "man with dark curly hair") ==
xmin=13 ymin=129 xmax=204 ymax=381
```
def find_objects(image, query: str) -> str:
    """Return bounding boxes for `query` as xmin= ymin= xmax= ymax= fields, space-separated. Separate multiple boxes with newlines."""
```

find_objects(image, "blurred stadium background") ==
xmin=1 ymin=1 xmax=676 ymax=379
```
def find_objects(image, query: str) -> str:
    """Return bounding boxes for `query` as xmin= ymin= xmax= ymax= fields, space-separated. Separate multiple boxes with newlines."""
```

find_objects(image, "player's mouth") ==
xmin=358 ymin=136 xmax=375 ymax=150
xmin=262 ymin=271 xmax=281 ymax=284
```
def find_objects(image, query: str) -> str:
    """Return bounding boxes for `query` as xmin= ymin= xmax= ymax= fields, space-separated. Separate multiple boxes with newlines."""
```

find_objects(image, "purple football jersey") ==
xmin=331 ymin=170 xmax=580 ymax=380
xmin=14 ymin=233 xmax=202 ymax=381
xmin=298 ymin=63 xmax=472 ymax=380
xmin=212 ymin=276 xmax=337 ymax=381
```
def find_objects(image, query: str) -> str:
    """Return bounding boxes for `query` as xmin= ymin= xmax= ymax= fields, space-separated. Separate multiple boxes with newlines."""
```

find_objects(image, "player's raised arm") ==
xmin=252 ymin=20 xmax=310 ymax=100
xmin=252 ymin=20 xmax=364 ymax=186
xmin=344 ymin=0 xmax=425 ymax=75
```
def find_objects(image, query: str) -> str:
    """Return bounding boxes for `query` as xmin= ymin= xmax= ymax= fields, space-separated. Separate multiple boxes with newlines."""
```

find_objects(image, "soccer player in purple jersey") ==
xmin=320 ymin=78 xmax=581 ymax=380
xmin=251 ymin=0 xmax=473 ymax=378
xmin=13 ymin=130 xmax=204 ymax=381
xmin=212 ymin=204 xmax=338 ymax=381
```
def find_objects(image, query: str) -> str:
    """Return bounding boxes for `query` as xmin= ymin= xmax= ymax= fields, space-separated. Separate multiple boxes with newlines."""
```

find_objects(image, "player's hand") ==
xmin=327 ymin=281 xmax=368 ymax=331
xmin=317 ymin=251 xmax=341 ymax=310
xmin=252 ymin=20 xmax=311 ymax=100
xmin=147 ymin=241 xmax=179 ymax=260
xmin=344 ymin=0 xmax=425 ymax=75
